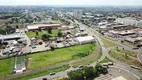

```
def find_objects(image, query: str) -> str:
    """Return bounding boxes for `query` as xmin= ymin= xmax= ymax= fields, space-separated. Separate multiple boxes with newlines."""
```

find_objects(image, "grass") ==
xmin=0 ymin=58 xmax=14 ymax=77
xmin=27 ymin=43 xmax=96 ymax=70
xmin=10 ymin=65 xmax=69 ymax=80
xmin=109 ymin=49 xmax=142 ymax=68
xmin=16 ymin=56 xmax=25 ymax=64
xmin=99 ymin=57 xmax=112 ymax=63
xmin=98 ymin=35 xmax=118 ymax=48
xmin=26 ymin=31 xmax=43 ymax=39
xmin=26 ymin=29 xmax=60 ymax=39
xmin=72 ymin=48 xmax=101 ymax=68
xmin=51 ymin=20 xmax=61 ymax=24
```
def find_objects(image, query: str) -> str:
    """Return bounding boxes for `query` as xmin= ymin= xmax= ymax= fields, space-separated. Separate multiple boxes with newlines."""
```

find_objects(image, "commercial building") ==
xmin=0 ymin=34 xmax=22 ymax=41
xmin=27 ymin=24 xmax=61 ymax=31
xmin=115 ymin=17 xmax=142 ymax=27
xmin=73 ymin=10 xmax=83 ymax=19
xmin=76 ymin=36 xmax=95 ymax=44
xmin=118 ymin=31 xmax=135 ymax=36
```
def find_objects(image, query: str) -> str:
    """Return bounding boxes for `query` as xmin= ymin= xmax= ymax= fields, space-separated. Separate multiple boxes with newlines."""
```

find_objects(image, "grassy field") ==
xmin=27 ymin=43 xmax=96 ymax=70
xmin=10 ymin=65 xmax=69 ymax=80
xmin=98 ymin=35 xmax=118 ymax=47
xmin=109 ymin=49 xmax=142 ymax=68
xmin=26 ymin=29 xmax=60 ymax=39
xmin=99 ymin=57 xmax=112 ymax=63
xmin=73 ymin=48 xmax=101 ymax=67
xmin=0 ymin=58 xmax=14 ymax=77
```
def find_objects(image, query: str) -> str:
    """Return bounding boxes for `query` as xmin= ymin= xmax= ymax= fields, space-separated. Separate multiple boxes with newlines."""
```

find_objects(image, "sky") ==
xmin=0 ymin=0 xmax=142 ymax=6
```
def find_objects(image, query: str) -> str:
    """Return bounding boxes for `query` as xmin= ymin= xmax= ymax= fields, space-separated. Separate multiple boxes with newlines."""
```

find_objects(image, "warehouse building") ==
xmin=0 ymin=34 xmax=22 ymax=41
xmin=27 ymin=24 xmax=61 ymax=31
xmin=76 ymin=36 xmax=95 ymax=44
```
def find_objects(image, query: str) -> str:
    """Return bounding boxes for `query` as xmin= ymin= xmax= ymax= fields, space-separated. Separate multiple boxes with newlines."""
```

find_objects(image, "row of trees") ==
xmin=35 ymin=28 xmax=63 ymax=41
xmin=60 ymin=64 xmax=108 ymax=80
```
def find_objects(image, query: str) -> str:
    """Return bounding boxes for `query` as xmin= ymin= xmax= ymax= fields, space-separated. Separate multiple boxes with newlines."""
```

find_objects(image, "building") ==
xmin=0 ymin=34 xmax=21 ymax=42
xmin=115 ymin=17 xmax=139 ymax=27
xmin=73 ymin=10 xmax=83 ymax=19
xmin=118 ymin=31 xmax=135 ymax=36
xmin=76 ymin=36 xmax=95 ymax=44
xmin=27 ymin=24 xmax=61 ymax=31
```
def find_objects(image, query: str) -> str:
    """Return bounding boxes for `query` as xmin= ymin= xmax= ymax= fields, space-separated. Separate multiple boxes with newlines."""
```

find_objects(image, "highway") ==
xmin=31 ymin=20 xmax=142 ymax=80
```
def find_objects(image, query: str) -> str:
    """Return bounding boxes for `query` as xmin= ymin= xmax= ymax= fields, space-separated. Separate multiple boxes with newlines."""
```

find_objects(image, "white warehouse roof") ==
xmin=27 ymin=24 xmax=61 ymax=30
xmin=76 ymin=36 xmax=95 ymax=44
xmin=0 ymin=34 xmax=21 ymax=41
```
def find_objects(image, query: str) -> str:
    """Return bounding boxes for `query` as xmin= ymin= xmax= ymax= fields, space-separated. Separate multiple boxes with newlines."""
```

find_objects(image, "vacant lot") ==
xmin=0 ymin=58 xmax=14 ymax=77
xmin=109 ymin=49 xmax=142 ymax=68
xmin=26 ymin=29 xmax=60 ymax=39
xmin=27 ymin=43 xmax=96 ymax=70
xmin=99 ymin=57 xmax=112 ymax=63
xmin=98 ymin=35 xmax=118 ymax=47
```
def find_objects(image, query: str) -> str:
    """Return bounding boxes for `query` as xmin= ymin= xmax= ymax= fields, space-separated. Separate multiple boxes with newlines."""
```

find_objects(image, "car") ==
xmin=130 ymin=65 xmax=141 ymax=70
xmin=49 ymin=72 xmax=56 ymax=76
xmin=108 ymin=62 xmax=113 ymax=65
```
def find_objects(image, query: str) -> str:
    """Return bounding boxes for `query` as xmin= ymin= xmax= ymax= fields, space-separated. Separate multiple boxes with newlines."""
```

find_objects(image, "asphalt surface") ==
xmin=138 ymin=50 xmax=142 ymax=64
xmin=31 ymin=20 xmax=142 ymax=80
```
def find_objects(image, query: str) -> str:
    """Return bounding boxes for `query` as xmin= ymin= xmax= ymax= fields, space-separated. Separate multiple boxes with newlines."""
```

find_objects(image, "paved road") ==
xmin=31 ymin=20 xmax=142 ymax=80
xmin=138 ymin=50 xmax=142 ymax=64
xmin=77 ymin=21 xmax=142 ymax=78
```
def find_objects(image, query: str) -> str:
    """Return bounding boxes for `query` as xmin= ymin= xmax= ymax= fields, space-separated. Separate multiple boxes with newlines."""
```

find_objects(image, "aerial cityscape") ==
xmin=0 ymin=0 xmax=142 ymax=80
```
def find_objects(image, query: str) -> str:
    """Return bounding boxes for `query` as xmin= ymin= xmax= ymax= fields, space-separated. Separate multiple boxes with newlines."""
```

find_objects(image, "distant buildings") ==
xmin=115 ymin=17 xmax=142 ymax=27
xmin=73 ymin=10 xmax=83 ymax=19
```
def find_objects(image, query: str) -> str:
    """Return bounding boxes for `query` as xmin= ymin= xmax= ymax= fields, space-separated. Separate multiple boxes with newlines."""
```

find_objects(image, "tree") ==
xmin=68 ymin=69 xmax=84 ymax=80
xmin=83 ymin=66 xmax=94 ymax=78
xmin=93 ymin=68 xmax=99 ymax=77
xmin=35 ymin=31 xmax=39 ymax=36
xmin=57 ymin=32 xmax=63 ymax=37
xmin=42 ymin=34 xmax=50 ymax=41
xmin=48 ymin=28 xmax=52 ymax=34
xmin=95 ymin=64 xmax=108 ymax=74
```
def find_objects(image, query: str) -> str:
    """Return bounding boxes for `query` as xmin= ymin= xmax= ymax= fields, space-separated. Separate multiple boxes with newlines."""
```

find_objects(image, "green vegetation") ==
xmin=99 ymin=57 xmax=112 ymax=63
xmin=73 ymin=48 xmax=101 ymax=68
xmin=16 ymin=56 xmax=25 ymax=64
xmin=51 ymin=20 xmax=61 ymax=24
xmin=0 ymin=58 xmax=14 ymax=77
xmin=10 ymin=65 xmax=69 ymax=80
xmin=66 ymin=64 xmax=108 ymax=80
xmin=26 ymin=29 xmax=60 ymax=39
xmin=27 ymin=43 xmax=96 ymax=70
xmin=26 ymin=31 xmax=43 ymax=38
xmin=109 ymin=48 xmax=142 ymax=68
xmin=98 ymin=35 xmax=118 ymax=47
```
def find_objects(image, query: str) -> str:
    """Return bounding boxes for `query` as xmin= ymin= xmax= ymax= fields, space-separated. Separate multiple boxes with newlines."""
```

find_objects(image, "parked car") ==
xmin=108 ymin=62 xmax=113 ymax=65
xmin=130 ymin=65 xmax=141 ymax=70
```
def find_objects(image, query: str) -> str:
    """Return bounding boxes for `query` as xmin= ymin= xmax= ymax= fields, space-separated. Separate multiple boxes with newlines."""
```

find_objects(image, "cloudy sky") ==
xmin=0 ymin=0 xmax=142 ymax=6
